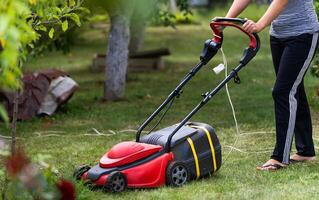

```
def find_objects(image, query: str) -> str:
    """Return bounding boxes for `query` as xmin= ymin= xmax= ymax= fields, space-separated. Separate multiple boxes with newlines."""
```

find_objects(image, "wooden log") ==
xmin=92 ymin=48 xmax=169 ymax=72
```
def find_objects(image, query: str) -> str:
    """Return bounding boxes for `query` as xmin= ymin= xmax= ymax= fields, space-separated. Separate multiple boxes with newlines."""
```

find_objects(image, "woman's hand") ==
xmin=243 ymin=19 xmax=262 ymax=33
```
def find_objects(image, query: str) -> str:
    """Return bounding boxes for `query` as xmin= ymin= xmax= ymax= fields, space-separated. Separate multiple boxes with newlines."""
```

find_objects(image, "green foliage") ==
xmin=174 ymin=12 xmax=197 ymax=25
xmin=28 ymin=0 xmax=89 ymax=55
xmin=0 ymin=0 xmax=87 ymax=90
xmin=85 ymin=0 xmax=192 ymax=27
xmin=0 ymin=0 xmax=33 ymax=91
xmin=151 ymin=0 xmax=193 ymax=27
xmin=0 ymin=0 xmax=88 ymax=121
xmin=84 ymin=0 xmax=136 ymax=16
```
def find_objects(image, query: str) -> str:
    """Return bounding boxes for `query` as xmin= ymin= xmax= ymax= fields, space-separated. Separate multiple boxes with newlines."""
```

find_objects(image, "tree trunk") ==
xmin=104 ymin=14 xmax=130 ymax=100
xmin=169 ymin=0 xmax=177 ymax=13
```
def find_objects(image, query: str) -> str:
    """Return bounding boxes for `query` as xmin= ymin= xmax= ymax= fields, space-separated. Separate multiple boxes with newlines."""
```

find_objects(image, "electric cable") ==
xmin=220 ymin=47 xmax=242 ymax=165
xmin=218 ymin=48 xmax=277 ymax=164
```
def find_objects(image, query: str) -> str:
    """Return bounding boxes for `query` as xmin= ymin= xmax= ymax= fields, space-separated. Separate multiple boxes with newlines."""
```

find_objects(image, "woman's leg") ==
xmin=256 ymin=36 xmax=287 ymax=170
xmin=270 ymin=36 xmax=285 ymax=75
xmin=271 ymin=33 xmax=318 ymax=165
xmin=294 ymin=82 xmax=315 ymax=157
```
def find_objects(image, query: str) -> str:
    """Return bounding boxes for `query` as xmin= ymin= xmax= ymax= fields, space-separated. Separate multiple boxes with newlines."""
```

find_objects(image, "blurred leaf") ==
xmin=52 ymin=14 xmax=60 ymax=20
xmin=69 ymin=13 xmax=81 ymax=26
xmin=74 ymin=7 xmax=90 ymax=14
xmin=52 ymin=7 xmax=62 ymax=15
xmin=69 ymin=0 xmax=76 ymax=7
xmin=28 ymin=0 xmax=37 ymax=5
xmin=0 ymin=104 xmax=9 ymax=124
xmin=28 ymin=43 xmax=34 ymax=48
xmin=62 ymin=20 xmax=68 ymax=32
xmin=36 ymin=25 xmax=47 ymax=32
xmin=49 ymin=28 xmax=55 ymax=38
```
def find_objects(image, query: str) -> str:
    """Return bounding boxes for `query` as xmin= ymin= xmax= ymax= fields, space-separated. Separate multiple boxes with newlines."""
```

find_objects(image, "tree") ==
xmin=86 ymin=0 xmax=190 ymax=101
xmin=169 ymin=0 xmax=178 ymax=13
xmin=105 ymin=0 xmax=165 ymax=100
xmin=103 ymin=1 xmax=135 ymax=100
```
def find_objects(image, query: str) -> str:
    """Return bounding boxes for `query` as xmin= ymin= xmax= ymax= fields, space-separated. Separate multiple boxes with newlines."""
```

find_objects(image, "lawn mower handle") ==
xmin=136 ymin=18 xmax=260 ymax=149
xmin=211 ymin=17 xmax=260 ymax=50
xmin=199 ymin=17 xmax=260 ymax=66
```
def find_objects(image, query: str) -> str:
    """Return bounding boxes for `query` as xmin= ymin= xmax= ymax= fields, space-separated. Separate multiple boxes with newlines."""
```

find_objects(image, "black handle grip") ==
xmin=212 ymin=17 xmax=247 ymax=24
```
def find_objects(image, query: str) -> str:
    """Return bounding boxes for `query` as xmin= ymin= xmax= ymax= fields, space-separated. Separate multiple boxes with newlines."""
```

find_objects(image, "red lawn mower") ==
xmin=74 ymin=18 xmax=260 ymax=192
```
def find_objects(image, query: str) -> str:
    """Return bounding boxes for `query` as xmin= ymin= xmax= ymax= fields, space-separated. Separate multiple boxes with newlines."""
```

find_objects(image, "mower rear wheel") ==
xmin=166 ymin=161 xmax=189 ymax=187
xmin=73 ymin=165 xmax=91 ymax=180
xmin=105 ymin=171 xmax=127 ymax=193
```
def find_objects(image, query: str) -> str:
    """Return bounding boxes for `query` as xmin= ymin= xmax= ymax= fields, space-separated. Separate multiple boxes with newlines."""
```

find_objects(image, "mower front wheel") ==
xmin=73 ymin=165 xmax=91 ymax=180
xmin=166 ymin=161 xmax=190 ymax=187
xmin=105 ymin=171 xmax=127 ymax=193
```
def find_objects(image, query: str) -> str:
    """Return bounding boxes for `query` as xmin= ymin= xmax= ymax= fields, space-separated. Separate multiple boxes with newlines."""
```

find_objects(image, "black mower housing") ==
xmin=141 ymin=122 xmax=222 ymax=179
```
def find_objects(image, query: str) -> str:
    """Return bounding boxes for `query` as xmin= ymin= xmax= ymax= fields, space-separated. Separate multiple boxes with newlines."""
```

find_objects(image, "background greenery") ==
xmin=1 ymin=3 xmax=319 ymax=200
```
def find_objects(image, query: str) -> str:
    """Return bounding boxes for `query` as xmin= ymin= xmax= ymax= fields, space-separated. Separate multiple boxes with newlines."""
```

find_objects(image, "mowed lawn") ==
xmin=1 ymin=6 xmax=319 ymax=200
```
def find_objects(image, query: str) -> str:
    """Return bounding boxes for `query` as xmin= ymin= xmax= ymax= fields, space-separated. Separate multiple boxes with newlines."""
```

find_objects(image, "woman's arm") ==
xmin=226 ymin=0 xmax=252 ymax=18
xmin=243 ymin=0 xmax=289 ymax=33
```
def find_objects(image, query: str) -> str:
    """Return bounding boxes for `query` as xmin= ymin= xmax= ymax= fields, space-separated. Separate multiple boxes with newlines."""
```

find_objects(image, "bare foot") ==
xmin=256 ymin=159 xmax=287 ymax=171
xmin=290 ymin=154 xmax=316 ymax=162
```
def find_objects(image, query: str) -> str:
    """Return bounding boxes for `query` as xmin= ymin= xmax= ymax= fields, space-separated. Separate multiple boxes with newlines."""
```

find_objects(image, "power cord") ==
xmin=217 ymin=48 xmax=276 ymax=165
xmin=219 ymin=47 xmax=241 ymax=164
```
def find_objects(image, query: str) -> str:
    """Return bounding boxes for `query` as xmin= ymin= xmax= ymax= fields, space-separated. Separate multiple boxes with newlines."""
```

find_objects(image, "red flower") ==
xmin=56 ymin=179 xmax=76 ymax=200
xmin=5 ymin=149 xmax=30 ymax=178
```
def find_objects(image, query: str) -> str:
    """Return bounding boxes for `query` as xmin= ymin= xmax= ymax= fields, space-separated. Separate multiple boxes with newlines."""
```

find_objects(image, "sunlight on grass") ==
xmin=1 ymin=4 xmax=319 ymax=200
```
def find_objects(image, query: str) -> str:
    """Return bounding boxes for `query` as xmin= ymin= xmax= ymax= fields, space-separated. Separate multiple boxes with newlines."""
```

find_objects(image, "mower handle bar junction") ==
xmin=136 ymin=18 xmax=260 ymax=152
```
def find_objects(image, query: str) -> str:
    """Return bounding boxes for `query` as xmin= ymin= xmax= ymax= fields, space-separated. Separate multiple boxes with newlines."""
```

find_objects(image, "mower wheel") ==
xmin=73 ymin=165 xmax=91 ymax=180
xmin=166 ymin=161 xmax=190 ymax=187
xmin=105 ymin=171 xmax=127 ymax=193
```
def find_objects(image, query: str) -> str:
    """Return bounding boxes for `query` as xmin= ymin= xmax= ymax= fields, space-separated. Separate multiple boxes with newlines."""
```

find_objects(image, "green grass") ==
xmin=2 ymin=5 xmax=319 ymax=200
